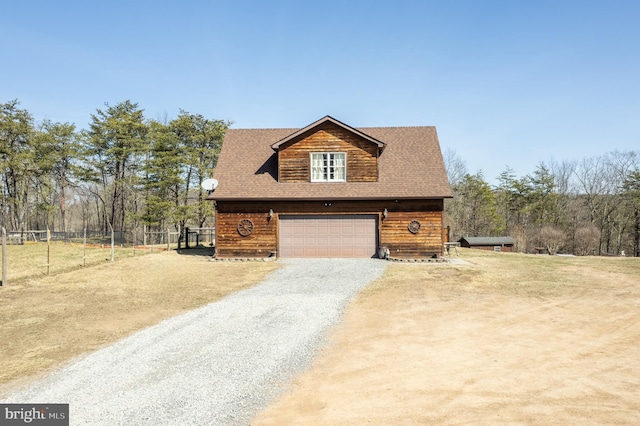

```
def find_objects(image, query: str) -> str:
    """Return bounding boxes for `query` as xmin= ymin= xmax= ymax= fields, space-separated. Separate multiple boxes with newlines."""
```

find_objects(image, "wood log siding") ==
xmin=278 ymin=122 xmax=378 ymax=182
xmin=379 ymin=211 xmax=443 ymax=258
xmin=215 ymin=211 xmax=277 ymax=258
xmin=215 ymin=200 xmax=445 ymax=258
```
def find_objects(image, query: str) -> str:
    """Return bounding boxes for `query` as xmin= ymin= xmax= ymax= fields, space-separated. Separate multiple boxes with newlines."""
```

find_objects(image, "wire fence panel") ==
xmin=0 ymin=227 xmax=218 ymax=286
xmin=185 ymin=228 xmax=216 ymax=246
xmin=7 ymin=230 xmax=128 ymax=244
xmin=3 ymin=227 xmax=215 ymax=250
xmin=143 ymin=231 xmax=180 ymax=246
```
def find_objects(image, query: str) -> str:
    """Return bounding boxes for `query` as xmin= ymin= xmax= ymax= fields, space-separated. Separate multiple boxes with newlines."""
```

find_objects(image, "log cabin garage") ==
xmin=209 ymin=116 xmax=452 ymax=259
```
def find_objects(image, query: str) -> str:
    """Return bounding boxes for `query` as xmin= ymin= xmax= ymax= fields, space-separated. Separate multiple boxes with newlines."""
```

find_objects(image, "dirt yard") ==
xmin=254 ymin=250 xmax=640 ymax=425
xmin=3 ymin=246 xmax=639 ymax=424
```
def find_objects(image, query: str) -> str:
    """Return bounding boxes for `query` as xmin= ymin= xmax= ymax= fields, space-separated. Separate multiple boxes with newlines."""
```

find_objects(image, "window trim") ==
xmin=310 ymin=152 xmax=346 ymax=182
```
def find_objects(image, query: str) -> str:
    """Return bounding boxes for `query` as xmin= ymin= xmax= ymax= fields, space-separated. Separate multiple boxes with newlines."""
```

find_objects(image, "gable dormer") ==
xmin=271 ymin=116 xmax=385 ymax=183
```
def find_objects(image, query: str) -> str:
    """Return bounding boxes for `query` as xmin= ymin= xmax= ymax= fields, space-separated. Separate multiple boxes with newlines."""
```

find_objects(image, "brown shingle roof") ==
xmin=210 ymin=121 xmax=453 ymax=201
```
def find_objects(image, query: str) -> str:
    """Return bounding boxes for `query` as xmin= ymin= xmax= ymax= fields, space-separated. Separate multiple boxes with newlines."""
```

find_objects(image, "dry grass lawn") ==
xmin=254 ymin=249 xmax=640 ymax=425
xmin=0 ymin=245 xmax=278 ymax=397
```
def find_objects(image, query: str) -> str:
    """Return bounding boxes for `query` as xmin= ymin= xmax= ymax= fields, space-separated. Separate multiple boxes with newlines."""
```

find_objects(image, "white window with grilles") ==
xmin=311 ymin=152 xmax=346 ymax=182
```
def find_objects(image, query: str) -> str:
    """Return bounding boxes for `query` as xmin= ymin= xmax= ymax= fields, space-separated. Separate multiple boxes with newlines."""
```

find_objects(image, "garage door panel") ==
xmin=330 ymin=235 xmax=342 ymax=246
xmin=316 ymin=247 xmax=331 ymax=257
xmin=279 ymin=215 xmax=377 ymax=258
xmin=353 ymin=236 xmax=367 ymax=245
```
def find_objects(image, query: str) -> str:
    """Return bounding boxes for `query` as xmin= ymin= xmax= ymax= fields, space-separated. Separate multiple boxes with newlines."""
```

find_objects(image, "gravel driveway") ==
xmin=4 ymin=258 xmax=387 ymax=425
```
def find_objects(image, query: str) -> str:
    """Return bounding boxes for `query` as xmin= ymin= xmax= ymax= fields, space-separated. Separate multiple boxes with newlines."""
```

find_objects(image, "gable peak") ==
xmin=270 ymin=115 xmax=386 ymax=151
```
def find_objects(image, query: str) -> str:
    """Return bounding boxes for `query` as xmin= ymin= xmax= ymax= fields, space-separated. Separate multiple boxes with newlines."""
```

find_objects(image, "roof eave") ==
xmin=210 ymin=194 xmax=452 ymax=202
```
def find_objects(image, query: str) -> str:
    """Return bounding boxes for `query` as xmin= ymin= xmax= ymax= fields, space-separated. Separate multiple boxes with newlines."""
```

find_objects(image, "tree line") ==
xmin=0 ymin=99 xmax=229 ymax=242
xmin=4 ymin=97 xmax=638 ymax=255
xmin=444 ymin=149 xmax=640 ymax=257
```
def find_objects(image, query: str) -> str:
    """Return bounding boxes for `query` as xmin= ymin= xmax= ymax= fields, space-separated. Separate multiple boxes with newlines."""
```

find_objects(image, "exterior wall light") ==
xmin=383 ymin=208 xmax=388 ymax=219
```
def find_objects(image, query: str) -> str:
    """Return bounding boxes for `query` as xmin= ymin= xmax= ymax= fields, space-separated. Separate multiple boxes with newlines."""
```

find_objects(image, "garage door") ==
xmin=279 ymin=215 xmax=377 ymax=258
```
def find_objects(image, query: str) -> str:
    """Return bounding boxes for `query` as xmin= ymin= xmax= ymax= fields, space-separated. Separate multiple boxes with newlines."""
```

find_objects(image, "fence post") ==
xmin=1 ymin=227 xmax=6 ymax=286
xmin=47 ymin=227 xmax=51 ymax=276
xmin=83 ymin=228 xmax=87 ymax=267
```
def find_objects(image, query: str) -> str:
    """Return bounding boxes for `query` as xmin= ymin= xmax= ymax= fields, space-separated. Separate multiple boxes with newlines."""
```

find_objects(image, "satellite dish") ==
xmin=201 ymin=178 xmax=219 ymax=192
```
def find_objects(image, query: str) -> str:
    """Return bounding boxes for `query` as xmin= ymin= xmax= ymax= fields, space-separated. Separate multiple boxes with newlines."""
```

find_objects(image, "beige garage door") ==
xmin=279 ymin=215 xmax=377 ymax=258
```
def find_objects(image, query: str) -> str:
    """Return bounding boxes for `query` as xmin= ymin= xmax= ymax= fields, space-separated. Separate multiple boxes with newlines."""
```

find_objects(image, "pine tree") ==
xmin=0 ymin=100 xmax=36 ymax=231
xmin=84 ymin=100 xmax=148 ymax=234
xmin=170 ymin=111 xmax=228 ymax=227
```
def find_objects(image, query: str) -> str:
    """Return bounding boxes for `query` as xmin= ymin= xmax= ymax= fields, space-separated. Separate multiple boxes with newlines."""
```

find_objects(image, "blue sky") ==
xmin=2 ymin=0 xmax=639 ymax=183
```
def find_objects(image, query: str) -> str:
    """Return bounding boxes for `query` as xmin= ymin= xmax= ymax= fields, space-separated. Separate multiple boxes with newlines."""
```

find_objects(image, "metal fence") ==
xmin=143 ymin=230 xmax=180 ymax=246
xmin=177 ymin=227 xmax=215 ymax=249
xmin=6 ymin=230 xmax=127 ymax=244
xmin=142 ymin=227 xmax=215 ymax=248
xmin=4 ymin=227 xmax=216 ymax=249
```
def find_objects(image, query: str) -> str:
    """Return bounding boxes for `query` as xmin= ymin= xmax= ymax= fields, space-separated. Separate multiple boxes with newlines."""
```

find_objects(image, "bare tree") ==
xmin=574 ymin=155 xmax=616 ymax=254
xmin=442 ymin=148 xmax=468 ymax=187
xmin=539 ymin=225 xmax=566 ymax=255
xmin=574 ymin=225 xmax=600 ymax=256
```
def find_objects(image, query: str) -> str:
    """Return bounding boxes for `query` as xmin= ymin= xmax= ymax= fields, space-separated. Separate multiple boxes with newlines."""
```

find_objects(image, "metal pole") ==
xmin=2 ymin=227 xmax=6 ymax=286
